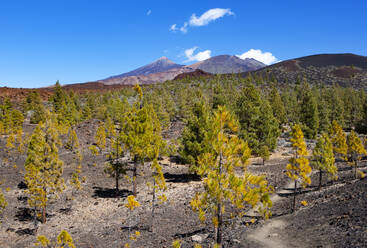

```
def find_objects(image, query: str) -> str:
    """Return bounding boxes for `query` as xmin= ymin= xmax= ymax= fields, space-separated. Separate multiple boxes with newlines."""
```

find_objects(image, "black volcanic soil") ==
xmin=245 ymin=53 xmax=367 ymax=89
xmin=0 ymin=120 xmax=366 ymax=247
xmin=173 ymin=69 xmax=212 ymax=81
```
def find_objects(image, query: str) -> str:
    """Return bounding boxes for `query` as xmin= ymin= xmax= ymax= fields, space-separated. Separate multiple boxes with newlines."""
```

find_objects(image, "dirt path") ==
xmin=245 ymin=163 xmax=367 ymax=248
xmin=246 ymin=179 xmax=295 ymax=248
xmin=247 ymin=218 xmax=287 ymax=248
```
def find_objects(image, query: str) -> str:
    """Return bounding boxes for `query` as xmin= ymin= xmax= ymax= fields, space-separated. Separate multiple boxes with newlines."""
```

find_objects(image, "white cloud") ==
xmin=184 ymin=47 xmax=211 ymax=62
xmin=236 ymin=49 xmax=278 ymax=65
xmin=170 ymin=24 xmax=178 ymax=32
xmin=189 ymin=8 xmax=234 ymax=26
xmin=180 ymin=22 xmax=188 ymax=33
xmin=170 ymin=8 xmax=234 ymax=33
xmin=147 ymin=10 xmax=152 ymax=16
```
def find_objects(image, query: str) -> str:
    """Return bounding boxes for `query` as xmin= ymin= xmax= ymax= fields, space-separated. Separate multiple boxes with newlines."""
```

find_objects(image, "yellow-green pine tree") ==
xmin=328 ymin=120 xmax=348 ymax=161
xmin=104 ymin=116 xmax=115 ymax=138
xmin=190 ymin=106 xmax=273 ymax=247
xmin=104 ymin=120 xmax=127 ymax=197
xmin=122 ymin=85 xmax=163 ymax=197
xmin=95 ymin=122 xmax=106 ymax=153
xmin=259 ymin=145 xmax=270 ymax=166
xmin=286 ymin=124 xmax=312 ymax=212
xmin=24 ymin=114 xmax=65 ymax=223
xmin=122 ymin=85 xmax=167 ymax=231
xmin=0 ymin=185 xmax=7 ymax=220
xmin=35 ymin=230 xmax=75 ymax=248
xmin=89 ymin=122 xmax=107 ymax=155
xmin=124 ymin=195 xmax=140 ymax=248
xmin=65 ymin=127 xmax=83 ymax=192
xmin=148 ymin=128 xmax=166 ymax=232
xmin=312 ymin=133 xmax=337 ymax=189
xmin=347 ymin=131 xmax=366 ymax=178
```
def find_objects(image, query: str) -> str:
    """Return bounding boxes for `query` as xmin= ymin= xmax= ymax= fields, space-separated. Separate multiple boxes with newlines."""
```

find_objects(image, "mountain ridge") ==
xmin=104 ymin=56 xmax=184 ymax=80
xmin=246 ymin=53 xmax=367 ymax=89
xmin=101 ymin=55 xmax=265 ymax=85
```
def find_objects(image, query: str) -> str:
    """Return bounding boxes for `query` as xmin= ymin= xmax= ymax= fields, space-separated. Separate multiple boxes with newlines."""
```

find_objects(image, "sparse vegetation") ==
xmin=1 ymin=73 xmax=367 ymax=247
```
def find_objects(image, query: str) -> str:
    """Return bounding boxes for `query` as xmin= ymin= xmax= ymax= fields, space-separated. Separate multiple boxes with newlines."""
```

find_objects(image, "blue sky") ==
xmin=1 ymin=0 xmax=367 ymax=88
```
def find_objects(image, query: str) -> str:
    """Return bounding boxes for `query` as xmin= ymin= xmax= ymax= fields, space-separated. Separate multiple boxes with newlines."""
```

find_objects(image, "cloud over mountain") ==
xmin=184 ymin=47 xmax=212 ymax=62
xmin=237 ymin=49 xmax=278 ymax=65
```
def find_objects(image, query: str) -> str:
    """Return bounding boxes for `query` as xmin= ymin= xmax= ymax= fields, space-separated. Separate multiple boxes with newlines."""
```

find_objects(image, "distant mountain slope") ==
xmin=252 ymin=53 xmax=367 ymax=89
xmin=173 ymin=69 xmax=212 ymax=80
xmin=101 ymin=67 xmax=193 ymax=85
xmin=101 ymin=55 xmax=265 ymax=85
xmin=187 ymin=55 xmax=265 ymax=74
xmin=105 ymin=57 xmax=184 ymax=79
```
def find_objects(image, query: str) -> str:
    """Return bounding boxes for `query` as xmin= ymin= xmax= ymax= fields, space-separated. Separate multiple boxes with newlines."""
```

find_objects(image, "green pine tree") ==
xmin=312 ymin=133 xmax=337 ymax=189
xmin=191 ymin=106 xmax=273 ymax=247
xmin=24 ymin=113 xmax=65 ymax=223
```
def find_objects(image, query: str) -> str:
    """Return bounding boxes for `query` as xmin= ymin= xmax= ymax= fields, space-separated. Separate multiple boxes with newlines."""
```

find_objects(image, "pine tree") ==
xmin=286 ymin=124 xmax=312 ymax=212
xmin=268 ymin=86 xmax=286 ymax=125
xmin=81 ymin=104 xmax=92 ymax=121
xmin=328 ymin=120 xmax=348 ymax=161
xmin=104 ymin=116 xmax=115 ymax=138
xmin=190 ymin=106 xmax=273 ymax=247
xmin=124 ymin=195 xmax=141 ymax=248
xmin=23 ymin=90 xmax=46 ymax=124
xmin=149 ymin=139 xmax=166 ymax=232
xmin=257 ymin=100 xmax=280 ymax=153
xmin=327 ymin=86 xmax=345 ymax=125
xmin=317 ymin=97 xmax=331 ymax=133
xmin=299 ymin=82 xmax=319 ymax=139
xmin=50 ymin=81 xmax=67 ymax=113
xmin=259 ymin=145 xmax=270 ymax=166
xmin=24 ymin=114 xmax=65 ymax=224
xmin=235 ymin=83 xmax=280 ymax=154
xmin=347 ymin=131 xmax=366 ymax=178
xmin=122 ymin=85 xmax=165 ymax=197
xmin=282 ymin=89 xmax=300 ymax=124
xmin=104 ymin=120 xmax=127 ymax=197
xmin=94 ymin=122 xmax=107 ymax=155
xmin=65 ymin=128 xmax=83 ymax=192
xmin=172 ymin=240 xmax=182 ymax=248
xmin=235 ymin=84 xmax=262 ymax=150
xmin=312 ymin=133 xmax=337 ymax=189
xmin=212 ymin=81 xmax=226 ymax=109
xmin=35 ymin=230 xmax=75 ymax=248
xmin=179 ymin=98 xmax=212 ymax=169
xmin=0 ymin=185 xmax=7 ymax=220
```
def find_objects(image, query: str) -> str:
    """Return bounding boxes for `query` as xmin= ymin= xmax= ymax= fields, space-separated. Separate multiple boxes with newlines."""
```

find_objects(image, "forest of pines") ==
xmin=1 ymin=74 xmax=367 ymax=247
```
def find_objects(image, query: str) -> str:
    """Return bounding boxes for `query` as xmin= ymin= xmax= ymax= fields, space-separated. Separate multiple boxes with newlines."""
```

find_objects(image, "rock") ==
xmin=268 ymin=233 xmax=279 ymax=237
xmin=233 ymin=239 xmax=241 ymax=244
xmin=191 ymin=234 xmax=208 ymax=243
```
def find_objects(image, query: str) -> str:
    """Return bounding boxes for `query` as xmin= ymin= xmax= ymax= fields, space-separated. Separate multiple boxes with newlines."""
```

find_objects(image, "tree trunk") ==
xmin=355 ymin=160 xmax=357 ymax=179
xmin=33 ymin=207 xmax=38 ymax=229
xmin=133 ymin=159 xmax=138 ymax=197
xmin=115 ymin=173 xmax=119 ymax=197
xmin=292 ymin=180 xmax=297 ymax=213
xmin=151 ymin=178 xmax=156 ymax=232
xmin=116 ymin=139 xmax=119 ymax=197
xmin=319 ymin=170 xmax=322 ymax=190
xmin=215 ymin=150 xmax=223 ymax=247
xmin=215 ymin=203 xmax=223 ymax=247
xmin=42 ymin=206 xmax=46 ymax=224
xmin=263 ymin=158 xmax=265 ymax=166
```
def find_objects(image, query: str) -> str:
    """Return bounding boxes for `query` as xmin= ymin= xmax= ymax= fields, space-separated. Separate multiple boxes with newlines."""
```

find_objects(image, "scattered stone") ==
xmin=191 ymin=234 xmax=208 ymax=243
